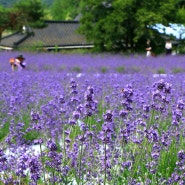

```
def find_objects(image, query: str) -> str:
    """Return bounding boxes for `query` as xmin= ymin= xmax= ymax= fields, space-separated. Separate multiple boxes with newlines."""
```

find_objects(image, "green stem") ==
xmin=40 ymin=144 xmax=46 ymax=184
xmin=62 ymin=129 xmax=68 ymax=185
xmin=52 ymin=171 xmax=55 ymax=185
xmin=78 ymin=139 xmax=84 ymax=185
xmin=104 ymin=138 xmax=107 ymax=185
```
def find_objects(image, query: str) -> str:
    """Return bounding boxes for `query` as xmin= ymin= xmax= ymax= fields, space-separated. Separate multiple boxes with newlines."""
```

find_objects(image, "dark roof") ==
xmin=0 ymin=20 xmax=93 ymax=50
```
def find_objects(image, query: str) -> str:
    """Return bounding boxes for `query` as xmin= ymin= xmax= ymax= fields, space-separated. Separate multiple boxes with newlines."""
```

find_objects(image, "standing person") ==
xmin=146 ymin=39 xmax=152 ymax=57
xmin=165 ymin=40 xmax=172 ymax=55
xmin=9 ymin=54 xmax=26 ymax=71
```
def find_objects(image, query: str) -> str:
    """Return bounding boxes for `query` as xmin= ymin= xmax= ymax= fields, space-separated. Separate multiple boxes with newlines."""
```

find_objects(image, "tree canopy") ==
xmin=79 ymin=0 xmax=185 ymax=53
xmin=50 ymin=0 xmax=82 ymax=20
xmin=13 ymin=0 xmax=45 ymax=28
xmin=0 ymin=0 xmax=45 ymax=40
xmin=0 ymin=5 xmax=9 ymax=40
xmin=1 ymin=0 xmax=185 ymax=53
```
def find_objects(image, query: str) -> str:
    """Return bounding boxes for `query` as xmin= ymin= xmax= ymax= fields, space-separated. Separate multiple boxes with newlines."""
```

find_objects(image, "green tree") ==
xmin=0 ymin=5 xmax=23 ymax=40
xmin=13 ymin=0 xmax=45 ymax=28
xmin=0 ymin=5 xmax=9 ymax=40
xmin=0 ymin=0 xmax=46 ymax=41
xmin=50 ymin=0 xmax=81 ymax=20
xmin=79 ymin=0 xmax=184 ymax=53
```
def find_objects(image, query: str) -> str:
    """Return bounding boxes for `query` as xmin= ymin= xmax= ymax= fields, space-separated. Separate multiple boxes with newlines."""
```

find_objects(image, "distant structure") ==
xmin=0 ymin=20 xmax=93 ymax=51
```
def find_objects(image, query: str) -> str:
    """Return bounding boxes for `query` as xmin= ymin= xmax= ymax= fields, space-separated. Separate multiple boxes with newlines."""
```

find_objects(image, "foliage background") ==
xmin=1 ymin=0 xmax=185 ymax=54
xmin=0 ymin=0 xmax=53 ymax=7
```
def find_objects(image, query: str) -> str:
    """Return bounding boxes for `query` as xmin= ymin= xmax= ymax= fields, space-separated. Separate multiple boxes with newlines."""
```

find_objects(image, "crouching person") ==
xmin=9 ymin=54 xmax=26 ymax=71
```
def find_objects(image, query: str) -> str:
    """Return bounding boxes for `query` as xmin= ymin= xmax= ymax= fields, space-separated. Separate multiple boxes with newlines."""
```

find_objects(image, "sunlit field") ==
xmin=0 ymin=51 xmax=185 ymax=185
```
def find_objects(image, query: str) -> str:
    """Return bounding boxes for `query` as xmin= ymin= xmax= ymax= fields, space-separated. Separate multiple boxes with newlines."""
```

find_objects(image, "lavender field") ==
xmin=0 ymin=51 xmax=185 ymax=185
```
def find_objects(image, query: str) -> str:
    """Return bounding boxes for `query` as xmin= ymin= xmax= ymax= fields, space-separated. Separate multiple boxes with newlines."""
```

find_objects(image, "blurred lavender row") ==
xmin=1 ymin=51 xmax=185 ymax=74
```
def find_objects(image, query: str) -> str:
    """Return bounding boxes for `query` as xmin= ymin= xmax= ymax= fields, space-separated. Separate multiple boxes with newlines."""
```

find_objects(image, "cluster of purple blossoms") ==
xmin=98 ymin=110 xmax=115 ymax=182
xmin=69 ymin=78 xmax=79 ymax=107
xmin=118 ymin=85 xmax=134 ymax=146
xmin=145 ymin=127 xmax=159 ymax=143
xmin=0 ymin=148 xmax=8 ymax=172
xmin=121 ymin=160 xmax=132 ymax=172
xmin=45 ymin=139 xmax=63 ymax=183
xmin=5 ymin=120 xmax=25 ymax=145
xmin=176 ymin=150 xmax=185 ymax=183
xmin=172 ymin=99 xmax=185 ymax=126
xmin=120 ymin=85 xmax=134 ymax=113
xmin=15 ymin=154 xmax=28 ymax=178
xmin=152 ymin=79 xmax=172 ymax=112
xmin=27 ymin=155 xmax=41 ymax=185
xmin=100 ymin=110 xmax=115 ymax=143
xmin=8 ymin=95 xmax=18 ymax=116
xmin=58 ymin=94 xmax=66 ymax=113
xmin=31 ymin=110 xmax=41 ymax=122
xmin=30 ymin=110 xmax=43 ymax=131
xmin=84 ymin=86 xmax=98 ymax=117
xmin=149 ymin=144 xmax=161 ymax=174
xmin=167 ymin=150 xmax=185 ymax=184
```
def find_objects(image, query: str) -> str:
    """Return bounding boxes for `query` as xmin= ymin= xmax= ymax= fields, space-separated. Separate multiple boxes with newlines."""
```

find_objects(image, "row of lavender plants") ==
xmin=1 ymin=51 xmax=185 ymax=74
xmin=0 ymin=51 xmax=185 ymax=184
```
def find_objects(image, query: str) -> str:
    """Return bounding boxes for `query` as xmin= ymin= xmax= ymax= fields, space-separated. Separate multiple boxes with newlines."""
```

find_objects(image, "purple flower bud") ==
xmin=177 ymin=100 xmax=184 ymax=110
xmin=103 ymin=110 xmax=113 ymax=122
xmin=47 ymin=139 xmax=57 ymax=151
xmin=59 ymin=95 xmax=65 ymax=104
xmin=31 ymin=110 xmax=40 ymax=122
xmin=87 ymin=86 xmax=94 ymax=94
xmin=178 ymin=150 xmax=185 ymax=160
xmin=119 ymin=110 xmax=128 ymax=118
xmin=73 ymin=111 xmax=80 ymax=120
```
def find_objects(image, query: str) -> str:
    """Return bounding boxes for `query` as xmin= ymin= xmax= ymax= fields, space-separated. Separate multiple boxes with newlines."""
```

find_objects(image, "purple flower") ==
xmin=70 ymin=78 xmax=78 ymax=89
xmin=152 ymin=90 xmax=162 ymax=101
xmin=73 ymin=111 xmax=80 ymax=120
xmin=15 ymin=154 xmax=28 ymax=177
xmin=102 ymin=122 xmax=114 ymax=133
xmin=28 ymin=156 xmax=41 ymax=183
xmin=164 ymin=82 xmax=172 ymax=94
xmin=65 ymin=137 xmax=71 ymax=143
xmin=119 ymin=109 xmax=128 ymax=118
xmin=151 ymin=152 xmax=160 ymax=160
xmin=103 ymin=110 xmax=113 ymax=122
xmin=84 ymin=93 xmax=93 ymax=102
xmin=153 ymin=79 xmax=165 ymax=91
xmin=121 ymin=87 xmax=133 ymax=99
xmin=47 ymin=139 xmax=57 ymax=151
xmin=0 ymin=148 xmax=8 ymax=172
xmin=31 ymin=110 xmax=40 ymax=122
xmin=58 ymin=95 xmax=65 ymax=104
xmin=122 ymin=161 xmax=132 ymax=169
xmin=143 ymin=104 xmax=150 ymax=112
xmin=177 ymin=100 xmax=184 ymax=110
xmin=177 ymin=150 xmax=185 ymax=160
xmin=33 ymin=138 xmax=43 ymax=145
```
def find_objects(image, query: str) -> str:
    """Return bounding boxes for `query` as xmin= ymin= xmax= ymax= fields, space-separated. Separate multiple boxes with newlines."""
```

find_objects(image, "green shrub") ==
xmin=157 ymin=68 xmax=165 ymax=74
xmin=42 ymin=65 xmax=54 ymax=71
xmin=116 ymin=66 xmax=125 ymax=73
xmin=101 ymin=67 xmax=108 ymax=73
xmin=72 ymin=66 xmax=81 ymax=73
xmin=131 ymin=66 xmax=140 ymax=73
xmin=58 ymin=65 xmax=66 ymax=72
xmin=172 ymin=67 xmax=184 ymax=74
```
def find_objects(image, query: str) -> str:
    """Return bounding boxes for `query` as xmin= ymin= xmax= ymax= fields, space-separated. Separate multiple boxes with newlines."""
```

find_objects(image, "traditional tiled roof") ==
xmin=0 ymin=20 xmax=93 ymax=50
